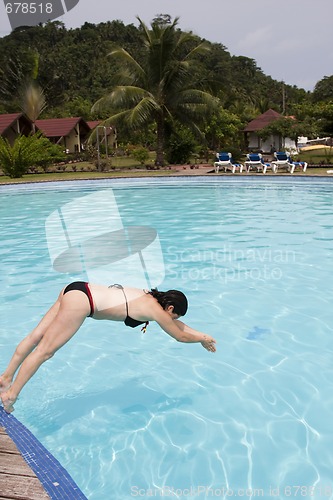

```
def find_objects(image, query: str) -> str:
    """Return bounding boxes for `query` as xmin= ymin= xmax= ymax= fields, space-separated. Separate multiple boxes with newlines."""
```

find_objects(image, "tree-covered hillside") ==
xmin=0 ymin=18 xmax=308 ymax=119
xmin=0 ymin=16 xmax=332 ymax=158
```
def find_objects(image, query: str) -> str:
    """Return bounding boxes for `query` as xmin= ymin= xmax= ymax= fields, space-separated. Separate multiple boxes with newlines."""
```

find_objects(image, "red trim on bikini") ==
xmin=84 ymin=283 xmax=95 ymax=317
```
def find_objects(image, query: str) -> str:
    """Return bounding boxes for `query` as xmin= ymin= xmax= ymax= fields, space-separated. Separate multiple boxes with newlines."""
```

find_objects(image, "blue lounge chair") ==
xmin=272 ymin=152 xmax=307 ymax=174
xmin=245 ymin=153 xmax=272 ymax=174
xmin=214 ymin=152 xmax=244 ymax=174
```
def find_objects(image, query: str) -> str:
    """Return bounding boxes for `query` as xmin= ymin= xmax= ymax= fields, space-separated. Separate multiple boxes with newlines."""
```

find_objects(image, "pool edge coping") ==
xmin=0 ymin=406 xmax=88 ymax=499
xmin=0 ymin=172 xmax=333 ymax=188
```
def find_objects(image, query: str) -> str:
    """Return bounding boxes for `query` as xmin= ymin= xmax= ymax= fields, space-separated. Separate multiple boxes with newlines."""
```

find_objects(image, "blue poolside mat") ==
xmin=0 ymin=407 xmax=87 ymax=499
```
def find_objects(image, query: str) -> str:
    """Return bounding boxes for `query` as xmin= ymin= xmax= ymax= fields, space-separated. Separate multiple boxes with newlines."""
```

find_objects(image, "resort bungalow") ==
xmin=35 ymin=117 xmax=91 ymax=153
xmin=244 ymin=109 xmax=295 ymax=154
xmin=86 ymin=121 xmax=117 ymax=150
xmin=0 ymin=113 xmax=34 ymax=144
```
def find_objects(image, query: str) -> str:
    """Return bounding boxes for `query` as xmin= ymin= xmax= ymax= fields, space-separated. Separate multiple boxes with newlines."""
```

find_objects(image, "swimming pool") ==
xmin=1 ymin=177 xmax=333 ymax=499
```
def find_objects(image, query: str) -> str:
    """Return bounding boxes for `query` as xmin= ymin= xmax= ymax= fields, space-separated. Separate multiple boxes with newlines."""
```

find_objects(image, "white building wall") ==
xmin=247 ymin=132 xmax=296 ymax=153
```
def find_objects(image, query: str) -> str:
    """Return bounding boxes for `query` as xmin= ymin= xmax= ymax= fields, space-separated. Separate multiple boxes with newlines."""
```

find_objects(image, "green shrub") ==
xmin=132 ymin=146 xmax=149 ymax=165
xmin=220 ymin=145 xmax=243 ymax=163
xmin=165 ymin=130 xmax=195 ymax=165
xmin=0 ymin=133 xmax=66 ymax=178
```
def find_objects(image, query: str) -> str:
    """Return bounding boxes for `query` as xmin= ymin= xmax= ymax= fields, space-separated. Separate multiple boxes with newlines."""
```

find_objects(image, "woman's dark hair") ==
xmin=150 ymin=288 xmax=188 ymax=316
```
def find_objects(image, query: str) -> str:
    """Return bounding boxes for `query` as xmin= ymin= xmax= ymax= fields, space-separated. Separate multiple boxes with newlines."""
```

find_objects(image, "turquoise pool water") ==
xmin=1 ymin=177 xmax=333 ymax=499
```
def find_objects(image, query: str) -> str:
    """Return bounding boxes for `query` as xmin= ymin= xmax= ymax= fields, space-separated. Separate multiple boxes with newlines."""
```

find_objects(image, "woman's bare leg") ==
xmin=1 ymin=290 xmax=90 ymax=413
xmin=0 ymin=290 xmax=64 ymax=393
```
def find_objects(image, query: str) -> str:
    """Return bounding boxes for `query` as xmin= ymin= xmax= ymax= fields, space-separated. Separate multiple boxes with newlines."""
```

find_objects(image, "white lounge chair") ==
xmin=245 ymin=153 xmax=272 ymax=174
xmin=214 ymin=152 xmax=244 ymax=174
xmin=272 ymin=152 xmax=308 ymax=174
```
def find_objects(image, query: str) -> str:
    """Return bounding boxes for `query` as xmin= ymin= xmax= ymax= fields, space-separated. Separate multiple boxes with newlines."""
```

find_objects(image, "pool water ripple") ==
xmin=0 ymin=179 xmax=333 ymax=499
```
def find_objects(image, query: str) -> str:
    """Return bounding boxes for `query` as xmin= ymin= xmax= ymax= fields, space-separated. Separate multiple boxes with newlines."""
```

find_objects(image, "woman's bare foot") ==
xmin=1 ymin=391 xmax=16 ymax=413
xmin=0 ymin=375 xmax=12 ymax=394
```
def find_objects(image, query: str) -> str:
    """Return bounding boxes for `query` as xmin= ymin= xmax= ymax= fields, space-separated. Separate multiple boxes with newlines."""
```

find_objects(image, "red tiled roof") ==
xmin=87 ymin=120 xmax=115 ymax=131
xmin=244 ymin=109 xmax=282 ymax=132
xmin=86 ymin=121 xmax=115 ymax=136
xmin=0 ymin=113 xmax=25 ymax=134
xmin=35 ymin=117 xmax=90 ymax=137
xmin=86 ymin=120 xmax=101 ymax=130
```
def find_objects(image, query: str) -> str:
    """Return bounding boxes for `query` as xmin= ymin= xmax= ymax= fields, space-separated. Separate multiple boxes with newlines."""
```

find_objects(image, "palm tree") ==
xmin=20 ymin=81 xmax=47 ymax=132
xmin=92 ymin=16 xmax=218 ymax=165
xmin=20 ymin=52 xmax=47 ymax=131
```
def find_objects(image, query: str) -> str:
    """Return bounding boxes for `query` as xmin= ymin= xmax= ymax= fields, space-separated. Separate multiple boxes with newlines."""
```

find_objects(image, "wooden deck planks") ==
xmin=0 ymin=426 xmax=50 ymax=500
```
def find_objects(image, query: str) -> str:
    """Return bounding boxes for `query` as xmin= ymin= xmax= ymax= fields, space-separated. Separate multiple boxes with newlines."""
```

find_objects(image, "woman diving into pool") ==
xmin=0 ymin=282 xmax=216 ymax=413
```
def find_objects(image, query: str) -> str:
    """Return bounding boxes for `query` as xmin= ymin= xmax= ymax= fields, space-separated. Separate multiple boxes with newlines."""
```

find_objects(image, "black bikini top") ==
xmin=109 ymin=284 xmax=149 ymax=332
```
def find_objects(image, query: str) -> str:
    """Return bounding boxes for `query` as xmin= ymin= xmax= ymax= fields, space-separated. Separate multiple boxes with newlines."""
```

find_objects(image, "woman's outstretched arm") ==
xmin=173 ymin=319 xmax=217 ymax=352
xmin=154 ymin=311 xmax=216 ymax=352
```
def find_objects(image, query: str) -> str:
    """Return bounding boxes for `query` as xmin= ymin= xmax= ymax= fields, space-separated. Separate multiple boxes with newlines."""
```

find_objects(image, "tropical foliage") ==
xmin=17 ymin=50 xmax=47 ymax=129
xmin=0 ymin=17 xmax=332 ymax=158
xmin=92 ymin=17 xmax=219 ymax=165
xmin=0 ymin=133 xmax=65 ymax=177
xmin=257 ymin=117 xmax=316 ymax=148
xmin=0 ymin=19 xmax=309 ymax=119
xmin=312 ymin=76 xmax=333 ymax=103
xmin=165 ymin=127 xmax=197 ymax=165
xmin=20 ymin=81 xmax=47 ymax=129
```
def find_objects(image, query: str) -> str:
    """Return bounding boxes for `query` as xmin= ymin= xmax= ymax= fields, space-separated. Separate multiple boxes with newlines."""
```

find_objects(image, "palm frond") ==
xmin=171 ymin=90 xmax=220 ymax=121
xmin=127 ymin=97 xmax=160 ymax=128
xmin=107 ymin=47 xmax=146 ymax=82
xmin=87 ymin=111 xmax=131 ymax=143
xmin=19 ymin=81 xmax=46 ymax=122
xmin=111 ymin=86 xmax=149 ymax=107
xmin=183 ymin=40 xmax=211 ymax=60
xmin=136 ymin=17 xmax=153 ymax=46
xmin=92 ymin=86 xmax=149 ymax=113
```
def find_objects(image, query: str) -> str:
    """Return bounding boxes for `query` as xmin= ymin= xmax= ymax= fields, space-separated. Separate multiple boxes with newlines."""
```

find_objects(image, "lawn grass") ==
xmin=297 ymin=149 xmax=333 ymax=165
xmin=0 ymin=160 xmax=332 ymax=185
xmin=0 ymin=167 xmax=180 ymax=184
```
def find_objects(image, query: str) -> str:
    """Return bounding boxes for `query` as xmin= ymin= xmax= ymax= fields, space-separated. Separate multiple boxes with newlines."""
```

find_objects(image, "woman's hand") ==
xmin=201 ymin=335 xmax=217 ymax=352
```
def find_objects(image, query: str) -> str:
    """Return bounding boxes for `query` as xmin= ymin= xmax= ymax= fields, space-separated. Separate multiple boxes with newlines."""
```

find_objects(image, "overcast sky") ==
xmin=1 ymin=0 xmax=332 ymax=91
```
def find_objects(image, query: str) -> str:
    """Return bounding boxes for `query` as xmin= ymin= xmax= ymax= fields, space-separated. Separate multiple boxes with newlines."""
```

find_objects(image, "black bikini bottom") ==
xmin=63 ymin=281 xmax=94 ymax=317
